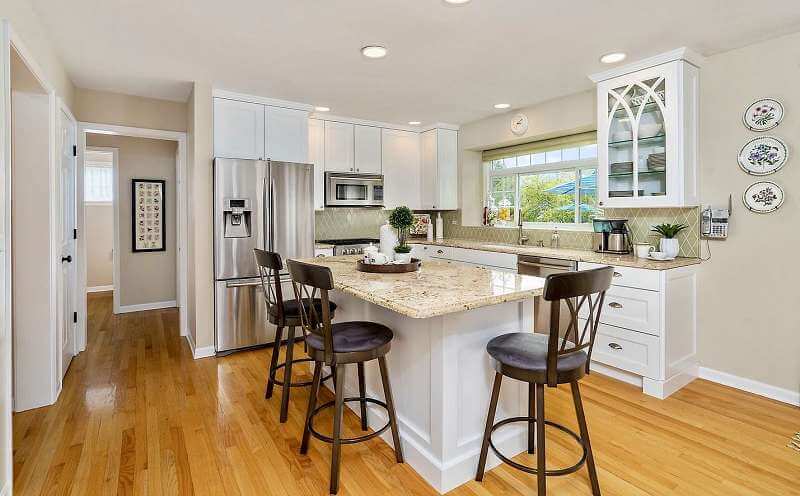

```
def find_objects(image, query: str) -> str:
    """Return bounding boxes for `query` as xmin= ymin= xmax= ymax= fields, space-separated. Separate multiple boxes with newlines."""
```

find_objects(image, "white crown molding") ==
xmin=589 ymin=47 xmax=705 ymax=83
xmin=420 ymin=122 xmax=460 ymax=132
xmin=312 ymin=113 xmax=422 ymax=133
xmin=698 ymin=367 xmax=799 ymax=407
xmin=212 ymin=88 xmax=314 ymax=112
xmin=116 ymin=300 xmax=176 ymax=314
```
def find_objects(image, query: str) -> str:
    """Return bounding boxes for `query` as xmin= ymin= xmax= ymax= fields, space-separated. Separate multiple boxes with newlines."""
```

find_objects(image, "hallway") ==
xmin=11 ymin=293 xmax=800 ymax=495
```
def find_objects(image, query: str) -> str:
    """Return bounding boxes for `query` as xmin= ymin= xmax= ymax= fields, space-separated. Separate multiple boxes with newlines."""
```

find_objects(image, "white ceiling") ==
xmin=30 ymin=0 xmax=800 ymax=126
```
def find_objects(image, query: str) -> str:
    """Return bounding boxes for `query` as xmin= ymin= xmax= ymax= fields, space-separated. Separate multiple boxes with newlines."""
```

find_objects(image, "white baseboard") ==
xmin=184 ymin=332 xmax=215 ymax=360
xmin=1 ymin=480 xmax=9 ymax=496
xmin=87 ymin=285 xmax=114 ymax=293
xmin=698 ymin=367 xmax=799 ymax=407
xmin=116 ymin=300 xmax=176 ymax=314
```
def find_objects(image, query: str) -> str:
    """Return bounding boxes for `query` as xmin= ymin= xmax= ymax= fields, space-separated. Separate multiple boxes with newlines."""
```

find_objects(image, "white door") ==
xmin=353 ymin=125 xmax=381 ymax=174
xmin=213 ymin=98 xmax=265 ymax=159
xmin=323 ymin=121 xmax=354 ymax=172
xmin=58 ymin=109 xmax=77 ymax=377
xmin=265 ymin=106 xmax=309 ymax=163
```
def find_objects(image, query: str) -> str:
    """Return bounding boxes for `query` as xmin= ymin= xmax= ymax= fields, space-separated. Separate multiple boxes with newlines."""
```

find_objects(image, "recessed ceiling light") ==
xmin=408 ymin=121 xmax=421 ymax=126
xmin=361 ymin=45 xmax=388 ymax=59
xmin=600 ymin=52 xmax=627 ymax=64
xmin=494 ymin=103 xmax=511 ymax=110
xmin=443 ymin=0 xmax=472 ymax=4
xmin=314 ymin=106 xmax=330 ymax=112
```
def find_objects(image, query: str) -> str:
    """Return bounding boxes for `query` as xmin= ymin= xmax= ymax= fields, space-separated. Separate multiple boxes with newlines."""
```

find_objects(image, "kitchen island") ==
xmin=301 ymin=256 xmax=545 ymax=493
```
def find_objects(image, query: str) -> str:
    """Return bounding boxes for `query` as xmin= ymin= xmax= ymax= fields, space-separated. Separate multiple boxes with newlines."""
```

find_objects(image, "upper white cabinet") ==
xmin=420 ymin=128 xmax=458 ymax=210
xmin=592 ymin=50 xmax=700 ymax=208
xmin=308 ymin=118 xmax=326 ymax=210
xmin=214 ymin=98 xmax=265 ymax=160
xmin=382 ymin=129 xmax=420 ymax=210
xmin=266 ymin=106 xmax=309 ymax=163
xmin=213 ymin=97 xmax=309 ymax=162
xmin=354 ymin=125 xmax=382 ymax=174
xmin=324 ymin=121 xmax=355 ymax=173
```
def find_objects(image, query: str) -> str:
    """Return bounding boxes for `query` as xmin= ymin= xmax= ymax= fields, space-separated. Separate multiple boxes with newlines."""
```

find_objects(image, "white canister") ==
xmin=379 ymin=221 xmax=398 ymax=257
xmin=435 ymin=213 xmax=444 ymax=240
xmin=426 ymin=221 xmax=434 ymax=242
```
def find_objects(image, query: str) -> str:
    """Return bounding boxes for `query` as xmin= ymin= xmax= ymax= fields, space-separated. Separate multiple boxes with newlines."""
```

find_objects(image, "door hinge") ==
xmin=73 ymin=228 xmax=78 ymax=240
xmin=73 ymin=145 xmax=77 ymax=157
xmin=73 ymin=311 xmax=78 ymax=323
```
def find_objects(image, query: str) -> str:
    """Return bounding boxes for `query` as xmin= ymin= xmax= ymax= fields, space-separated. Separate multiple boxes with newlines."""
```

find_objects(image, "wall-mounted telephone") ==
xmin=701 ymin=206 xmax=729 ymax=239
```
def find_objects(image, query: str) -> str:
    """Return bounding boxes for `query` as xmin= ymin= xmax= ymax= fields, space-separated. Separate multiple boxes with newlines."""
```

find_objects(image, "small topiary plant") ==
xmin=389 ymin=206 xmax=414 ymax=252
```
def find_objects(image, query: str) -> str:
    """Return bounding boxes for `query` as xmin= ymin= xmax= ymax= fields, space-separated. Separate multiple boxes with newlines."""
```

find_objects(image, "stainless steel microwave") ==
xmin=325 ymin=172 xmax=384 ymax=207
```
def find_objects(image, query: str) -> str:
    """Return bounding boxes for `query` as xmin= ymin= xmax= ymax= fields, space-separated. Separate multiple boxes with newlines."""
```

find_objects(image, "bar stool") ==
xmin=254 ymin=249 xmax=337 ymax=423
xmin=286 ymin=259 xmax=404 ymax=495
xmin=475 ymin=266 xmax=614 ymax=495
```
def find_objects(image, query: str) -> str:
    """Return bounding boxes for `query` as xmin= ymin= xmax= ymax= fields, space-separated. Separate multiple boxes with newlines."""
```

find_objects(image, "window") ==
xmin=484 ymin=133 xmax=599 ymax=228
xmin=84 ymin=150 xmax=114 ymax=203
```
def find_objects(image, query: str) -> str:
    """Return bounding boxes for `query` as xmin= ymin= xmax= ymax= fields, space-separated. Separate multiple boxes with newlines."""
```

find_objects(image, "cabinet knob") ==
xmin=608 ymin=342 xmax=623 ymax=350
xmin=436 ymin=249 xmax=444 ymax=254
xmin=608 ymin=302 xmax=623 ymax=309
xmin=599 ymin=201 xmax=604 ymax=206
xmin=613 ymin=271 xmax=622 ymax=278
xmin=432 ymin=205 xmax=436 ymax=209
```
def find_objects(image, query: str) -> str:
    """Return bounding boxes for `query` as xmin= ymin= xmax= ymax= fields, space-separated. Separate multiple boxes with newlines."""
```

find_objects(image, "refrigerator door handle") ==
xmin=225 ymin=278 xmax=262 ymax=288
xmin=270 ymin=177 xmax=276 ymax=252
xmin=263 ymin=175 xmax=268 ymax=251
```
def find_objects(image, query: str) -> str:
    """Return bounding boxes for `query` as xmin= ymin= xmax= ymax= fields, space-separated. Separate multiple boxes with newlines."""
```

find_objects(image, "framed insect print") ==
xmin=132 ymin=179 xmax=166 ymax=252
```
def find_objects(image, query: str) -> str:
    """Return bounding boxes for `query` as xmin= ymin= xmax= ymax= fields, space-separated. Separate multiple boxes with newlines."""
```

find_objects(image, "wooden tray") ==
xmin=356 ymin=258 xmax=422 ymax=273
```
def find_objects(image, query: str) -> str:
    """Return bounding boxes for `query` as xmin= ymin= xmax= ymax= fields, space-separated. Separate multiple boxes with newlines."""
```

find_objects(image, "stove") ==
xmin=316 ymin=238 xmax=380 ymax=256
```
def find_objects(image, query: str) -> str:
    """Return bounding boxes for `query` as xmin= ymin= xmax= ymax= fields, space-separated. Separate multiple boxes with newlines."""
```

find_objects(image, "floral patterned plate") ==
xmin=742 ymin=181 xmax=784 ymax=213
xmin=737 ymin=136 xmax=788 ymax=175
xmin=743 ymin=98 xmax=784 ymax=132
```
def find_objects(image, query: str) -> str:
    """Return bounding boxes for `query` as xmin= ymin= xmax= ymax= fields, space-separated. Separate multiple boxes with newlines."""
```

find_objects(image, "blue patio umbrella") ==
xmin=556 ymin=204 xmax=597 ymax=212
xmin=545 ymin=174 xmax=597 ymax=195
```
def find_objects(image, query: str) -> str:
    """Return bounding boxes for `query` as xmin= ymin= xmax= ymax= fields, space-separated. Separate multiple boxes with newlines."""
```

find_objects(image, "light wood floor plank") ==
xmin=12 ymin=293 xmax=800 ymax=495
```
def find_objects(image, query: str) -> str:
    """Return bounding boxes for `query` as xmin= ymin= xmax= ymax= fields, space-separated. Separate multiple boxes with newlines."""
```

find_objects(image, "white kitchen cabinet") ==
xmin=591 ymin=50 xmax=700 ymax=207
xmin=382 ymin=129 xmax=420 ymax=210
xmin=324 ymin=121 xmax=355 ymax=173
xmin=579 ymin=261 xmax=697 ymax=399
xmin=354 ymin=125 xmax=382 ymax=174
xmin=265 ymin=106 xmax=308 ymax=163
xmin=420 ymin=128 xmax=458 ymax=210
xmin=413 ymin=244 xmax=517 ymax=272
xmin=309 ymin=119 xmax=326 ymax=210
xmin=213 ymin=98 xmax=265 ymax=159
xmin=314 ymin=246 xmax=334 ymax=257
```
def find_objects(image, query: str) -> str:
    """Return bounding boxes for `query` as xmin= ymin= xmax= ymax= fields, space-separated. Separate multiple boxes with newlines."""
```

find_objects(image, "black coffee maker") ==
xmin=592 ymin=218 xmax=632 ymax=254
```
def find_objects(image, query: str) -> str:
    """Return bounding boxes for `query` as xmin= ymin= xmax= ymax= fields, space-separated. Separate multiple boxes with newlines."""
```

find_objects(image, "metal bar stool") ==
xmin=475 ymin=266 xmax=614 ymax=495
xmin=254 ymin=249 xmax=336 ymax=423
xmin=287 ymin=259 xmax=404 ymax=495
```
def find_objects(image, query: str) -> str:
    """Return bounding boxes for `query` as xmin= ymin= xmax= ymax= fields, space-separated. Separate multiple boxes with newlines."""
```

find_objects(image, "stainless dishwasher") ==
xmin=517 ymin=255 xmax=577 ymax=333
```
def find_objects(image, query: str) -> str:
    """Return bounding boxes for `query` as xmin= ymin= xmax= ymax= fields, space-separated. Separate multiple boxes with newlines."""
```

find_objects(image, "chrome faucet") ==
xmin=517 ymin=219 xmax=529 ymax=245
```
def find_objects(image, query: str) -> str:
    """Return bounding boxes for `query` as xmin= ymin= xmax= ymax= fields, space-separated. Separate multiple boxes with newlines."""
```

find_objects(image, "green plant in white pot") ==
xmin=389 ymin=206 xmax=414 ymax=263
xmin=651 ymin=223 xmax=688 ymax=258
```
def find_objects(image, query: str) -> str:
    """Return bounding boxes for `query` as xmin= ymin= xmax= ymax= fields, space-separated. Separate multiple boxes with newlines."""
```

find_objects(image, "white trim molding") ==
xmin=589 ymin=46 xmax=705 ymax=83
xmin=116 ymin=300 xmax=177 ymax=314
xmin=87 ymin=285 xmax=113 ymax=293
xmin=698 ymin=367 xmax=800 ymax=407
xmin=184 ymin=332 xmax=215 ymax=360
xmin=1 ymin=480 xmax=9 ymax=496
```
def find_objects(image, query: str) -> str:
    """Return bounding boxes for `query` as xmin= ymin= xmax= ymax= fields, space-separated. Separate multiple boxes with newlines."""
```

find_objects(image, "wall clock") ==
xmin=742 ymin=181 xmax=784 ymax=213
xmin=511 ymin=113 xmax=528 ymax=136
xmin=737 ymin=136 xmax=788 ymax=175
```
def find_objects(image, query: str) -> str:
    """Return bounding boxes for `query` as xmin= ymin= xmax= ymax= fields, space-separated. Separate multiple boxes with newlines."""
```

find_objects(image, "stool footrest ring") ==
xmin=270 ymin=358 xmax=332 ymax=388
xmin=308 ymin=397 xmax=391 ymax=445
xmin=489 ymin=416 xmax=587 ymax=476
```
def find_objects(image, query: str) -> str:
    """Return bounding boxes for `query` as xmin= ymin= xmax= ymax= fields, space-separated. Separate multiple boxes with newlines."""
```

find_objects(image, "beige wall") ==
xmin=697 ymin=32 xmax=800 ymax=393
xmin=76 ymin=88 xmax=187 ymax=132
xmin=458 ymin=90 xmax=596 ymax=225
xmin=85 ymin=204 xmax=113 ymax=288
xmin=187 ymin=82 xmax=214 ymax=351
xmin=86 ymin=135 xmax=177 ymax=307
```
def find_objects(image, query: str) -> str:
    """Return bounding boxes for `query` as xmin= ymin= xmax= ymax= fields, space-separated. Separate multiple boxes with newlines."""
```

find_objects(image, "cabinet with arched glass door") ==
xmin=591 ymin=49 xmax=701 ymax=208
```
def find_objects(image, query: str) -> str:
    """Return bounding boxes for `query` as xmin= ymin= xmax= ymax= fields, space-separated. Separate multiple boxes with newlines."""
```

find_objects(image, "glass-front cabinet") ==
xmin=593 ymin=53 xmax=700 ymax=207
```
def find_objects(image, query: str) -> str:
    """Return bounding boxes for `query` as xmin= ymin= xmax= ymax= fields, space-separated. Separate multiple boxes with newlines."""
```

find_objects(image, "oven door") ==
xmin=325 ymin=173 xmax=384 ymax=207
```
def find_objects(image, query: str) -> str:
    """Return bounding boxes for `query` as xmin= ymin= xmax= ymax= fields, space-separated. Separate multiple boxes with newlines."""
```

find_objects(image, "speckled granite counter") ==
xmin=414 ymin=238 xmax=701 ymax=270
xmin=300 ymin=255 xmax=544 ymax=319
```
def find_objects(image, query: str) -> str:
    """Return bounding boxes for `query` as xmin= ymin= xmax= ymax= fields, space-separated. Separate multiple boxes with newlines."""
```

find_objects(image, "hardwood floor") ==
xmin=12 ymin=292 xmax=800 ymax=495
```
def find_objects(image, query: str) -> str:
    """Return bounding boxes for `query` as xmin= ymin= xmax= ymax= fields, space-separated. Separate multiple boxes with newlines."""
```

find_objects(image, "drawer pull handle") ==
xmin=437 ymin=249 xmax=444 ymax=254
xmin=608 ymin=302 xmax=623 ymax=309
xmin=613 ymin=271 xmax=622 ymax=278
xmin=608 ymin=342 xmax=623 ymax=350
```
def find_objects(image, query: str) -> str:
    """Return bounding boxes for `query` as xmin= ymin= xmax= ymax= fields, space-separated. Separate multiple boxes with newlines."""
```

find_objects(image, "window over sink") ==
xmin=484 ymin=132 xmax=600 ymax=229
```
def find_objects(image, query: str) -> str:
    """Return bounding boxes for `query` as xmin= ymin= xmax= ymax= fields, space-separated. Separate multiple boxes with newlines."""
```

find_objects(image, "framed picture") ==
xmin=132 ymin=179 xmax=166 ymax=252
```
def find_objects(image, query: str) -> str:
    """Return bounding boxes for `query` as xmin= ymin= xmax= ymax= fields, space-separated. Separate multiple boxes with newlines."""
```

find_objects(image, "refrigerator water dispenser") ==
xmin=223 ymin=198 xmax=252 ymax=238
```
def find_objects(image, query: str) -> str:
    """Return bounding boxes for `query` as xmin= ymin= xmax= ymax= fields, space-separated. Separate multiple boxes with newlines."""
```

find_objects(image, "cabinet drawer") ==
xmin=580 ymin=285 xmax=660 ymax=336
xmin=587 ymin=321 xmax=660 ymax=379
xmin=579 ymin=262 xmax=660 ymax=291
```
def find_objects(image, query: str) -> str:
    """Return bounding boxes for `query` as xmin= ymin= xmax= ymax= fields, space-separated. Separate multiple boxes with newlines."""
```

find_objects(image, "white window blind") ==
xmin=84 ymin=150 xmax=114 ymax=203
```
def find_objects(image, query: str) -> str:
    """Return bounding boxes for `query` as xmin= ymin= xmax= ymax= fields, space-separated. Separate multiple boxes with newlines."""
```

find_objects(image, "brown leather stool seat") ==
xmin=305 ymin=321 xmax=393 ymax=364
xmin=487 ymin=333 xmax=588 ymax=384
xmin=270 ymin=299 xmax=337 ymax=321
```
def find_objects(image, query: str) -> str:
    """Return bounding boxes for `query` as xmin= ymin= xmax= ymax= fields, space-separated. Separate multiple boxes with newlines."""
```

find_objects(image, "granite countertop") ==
xmin=414 ymin=239 xmax=701 ymax=270
xmin=299 ymin=255 xmax=545 ymax=319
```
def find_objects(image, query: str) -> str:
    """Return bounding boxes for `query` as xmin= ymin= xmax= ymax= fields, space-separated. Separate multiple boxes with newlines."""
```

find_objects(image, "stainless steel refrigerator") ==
xmin=213 ymin=158 xmax=315 ymax=353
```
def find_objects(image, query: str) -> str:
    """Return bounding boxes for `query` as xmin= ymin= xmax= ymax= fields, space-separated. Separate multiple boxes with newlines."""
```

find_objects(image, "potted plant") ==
xmin=389 ymin=206 xmax=414 ymax=263
xmin=651 ymin=223 xmax=688 ymax=258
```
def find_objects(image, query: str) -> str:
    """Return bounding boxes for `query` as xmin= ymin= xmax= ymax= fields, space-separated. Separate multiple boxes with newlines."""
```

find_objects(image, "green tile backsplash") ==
xmin=315 ymin=207 xmax=700 ymax=257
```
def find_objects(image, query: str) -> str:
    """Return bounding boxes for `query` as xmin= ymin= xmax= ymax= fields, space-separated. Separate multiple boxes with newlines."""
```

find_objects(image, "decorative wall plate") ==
xmin=742 ymin=181 xmax=784 ymax=213
xmin=743 ymin=98 xmax=784 ymax=131
xmin=737 ymin=136 xmax=788 ymax=175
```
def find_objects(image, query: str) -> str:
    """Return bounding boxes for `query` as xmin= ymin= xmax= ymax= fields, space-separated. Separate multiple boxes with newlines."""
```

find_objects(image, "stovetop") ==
xmin=316 ymin=238 xmax=379 ymax=246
